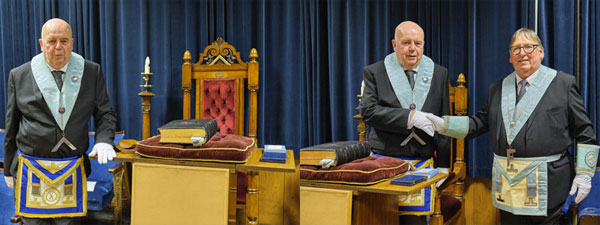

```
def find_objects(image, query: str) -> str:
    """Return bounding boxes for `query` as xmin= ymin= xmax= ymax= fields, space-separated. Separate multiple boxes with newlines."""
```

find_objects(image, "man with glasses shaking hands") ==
xmin=426 ymin=28 xmax=598 ymax=224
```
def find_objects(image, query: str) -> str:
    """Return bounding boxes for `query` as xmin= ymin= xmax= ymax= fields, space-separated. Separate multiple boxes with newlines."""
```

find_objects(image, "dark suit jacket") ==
xmin=4 ymin=59 xmax=117 ymax=177
xmin=360 ymin=60 xmax=451 ymax=168
xmin=467 ymin=71 xmax=596 ymax=209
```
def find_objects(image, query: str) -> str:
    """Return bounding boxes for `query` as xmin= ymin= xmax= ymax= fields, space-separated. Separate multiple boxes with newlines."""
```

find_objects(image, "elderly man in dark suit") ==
xmin=428 ymin=28 xmax=598 ymax=224
xmin=359 ymin=21 xmax=451 ymax=223
xmin=3 ymin=18 xmax=117 ymax=224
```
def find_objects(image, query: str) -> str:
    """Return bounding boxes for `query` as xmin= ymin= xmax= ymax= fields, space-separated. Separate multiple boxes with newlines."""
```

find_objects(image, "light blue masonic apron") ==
xmin=493 ymin=66 xmax=557 ymax=216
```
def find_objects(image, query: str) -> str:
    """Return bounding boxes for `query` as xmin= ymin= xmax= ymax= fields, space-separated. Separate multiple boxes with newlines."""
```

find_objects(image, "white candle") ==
xmin=360 ymin=80 xmax=365 ymax=96
xmin=144 ymin=56 xmax=150 ymax=73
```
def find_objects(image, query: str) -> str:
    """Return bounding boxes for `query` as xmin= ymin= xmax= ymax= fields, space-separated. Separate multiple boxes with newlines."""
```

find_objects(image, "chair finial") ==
xmin=250 ymin=48 xmax=258 ymax=62
xmin=457 ymin=73 xmax=466 ymax=87
xmin=183 ymin=51 xmax=192 ymax=63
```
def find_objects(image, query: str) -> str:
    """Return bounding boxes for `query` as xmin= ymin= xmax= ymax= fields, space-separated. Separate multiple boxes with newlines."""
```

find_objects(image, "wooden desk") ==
xmin=107 ymin=149 xmax=296 ymax=225
xmin=300 ymin=173 xmax=448 ymax=225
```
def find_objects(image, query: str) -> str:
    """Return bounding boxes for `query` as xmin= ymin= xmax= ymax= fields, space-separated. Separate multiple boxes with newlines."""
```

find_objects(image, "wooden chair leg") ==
xmin=430 ymin=190 xmax=443 ymax=225
xmin=109 ymin=163 xmax=130 ymax=225
xmin=246 ymin=171 xmax=259 ymax=225
xmin=228 ymin=170 xmax=237 ymax=225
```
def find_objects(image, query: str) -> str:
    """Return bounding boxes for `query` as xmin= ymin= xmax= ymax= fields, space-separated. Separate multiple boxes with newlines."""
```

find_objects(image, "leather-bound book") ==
xmin=158 ymin=119 xmax=218 ymax=146
xmin=300 ymin=141 xmax=371 ymax=167
xmin=390 ymin=174 xmax=428 ymax=186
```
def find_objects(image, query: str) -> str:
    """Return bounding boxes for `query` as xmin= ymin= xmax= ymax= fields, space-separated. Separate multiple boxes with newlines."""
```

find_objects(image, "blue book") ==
xmin=261 ymin=145 xmax=287 ymax=163
xmin=260 ymin=152 xmax=287 ymax=163
xmin=390 ymin=175 xmax=428 ymax=186
xmin=264 ymin=145 xmax=287 ymax=154
xmin=411 ymin=168 xmax=439 ymax=178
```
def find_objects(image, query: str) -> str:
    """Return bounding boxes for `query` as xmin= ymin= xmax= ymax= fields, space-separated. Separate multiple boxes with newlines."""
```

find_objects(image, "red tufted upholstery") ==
xmin=202 ymin=79 xmax=237 ymax=134
xmin=200 ymin=78 xmax=247 ymax=204
xmin=183 ymin=39 xmax=260 ymax=218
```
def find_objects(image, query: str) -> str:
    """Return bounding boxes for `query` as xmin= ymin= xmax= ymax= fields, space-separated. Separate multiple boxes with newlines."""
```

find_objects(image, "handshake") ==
xmin=407 ymin=110 xmax=444 ymax=136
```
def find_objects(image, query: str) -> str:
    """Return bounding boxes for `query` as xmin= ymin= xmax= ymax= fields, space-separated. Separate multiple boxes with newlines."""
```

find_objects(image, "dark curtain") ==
xmin=0 ymin=0 xmax=597 ymax=177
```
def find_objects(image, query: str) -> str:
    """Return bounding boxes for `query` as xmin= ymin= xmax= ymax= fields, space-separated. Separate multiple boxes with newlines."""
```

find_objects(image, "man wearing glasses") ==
xmin=426 ymin=28 xmax=598 ymax=224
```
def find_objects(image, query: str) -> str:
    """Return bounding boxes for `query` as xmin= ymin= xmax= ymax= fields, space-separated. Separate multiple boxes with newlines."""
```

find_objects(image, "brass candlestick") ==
xmin=139 ymin=71 xmax=154 ymax=140
xmin=140 ymin=72 xmax=153 ymax=91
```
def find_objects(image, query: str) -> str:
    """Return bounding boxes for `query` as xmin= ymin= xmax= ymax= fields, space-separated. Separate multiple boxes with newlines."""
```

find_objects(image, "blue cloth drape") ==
xmin=0 ymin=0 xmax=598 ymax=178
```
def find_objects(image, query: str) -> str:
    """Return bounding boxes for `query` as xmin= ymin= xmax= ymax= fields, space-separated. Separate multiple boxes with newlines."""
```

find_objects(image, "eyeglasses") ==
xmin=510 ymin=45 xmax=539 ymax=55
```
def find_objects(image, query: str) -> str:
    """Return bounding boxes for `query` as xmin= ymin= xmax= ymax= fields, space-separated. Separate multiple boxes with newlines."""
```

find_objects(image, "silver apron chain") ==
xmin=50 ymin=89 xmax=76 ymax=152
xmin=401 ymin=74 xmax=427 ymax=147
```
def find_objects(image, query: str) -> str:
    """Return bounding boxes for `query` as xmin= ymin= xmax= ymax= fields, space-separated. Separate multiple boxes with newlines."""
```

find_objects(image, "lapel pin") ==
xmin=71 ymin=76 xmax=79 ymax=82
xmin=422 ymin=77 xmax=429 ymax=83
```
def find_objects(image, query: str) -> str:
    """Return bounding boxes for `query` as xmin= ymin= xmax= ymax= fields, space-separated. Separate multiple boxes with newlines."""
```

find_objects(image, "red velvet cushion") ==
xmin=202 ymin=78 xmax=237 ymax=134
xmin=135 ymin=134 xmax=254 ymax=163
xmin=441 ymin=194 xmax=462 ymax=222
xmin=300 ymin=156 xmax=410 ymax=185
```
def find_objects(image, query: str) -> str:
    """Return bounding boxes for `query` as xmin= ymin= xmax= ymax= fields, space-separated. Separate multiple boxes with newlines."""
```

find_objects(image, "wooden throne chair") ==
xmin=182 ymin=37 xmax=259 ymax=224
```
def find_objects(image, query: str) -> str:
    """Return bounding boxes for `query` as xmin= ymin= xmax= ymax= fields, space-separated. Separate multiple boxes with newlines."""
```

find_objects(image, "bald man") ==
xmin=359 ymin=21 xmax=450 ymax=222
xmin=4 ymin=18 xmax=116 ymax=223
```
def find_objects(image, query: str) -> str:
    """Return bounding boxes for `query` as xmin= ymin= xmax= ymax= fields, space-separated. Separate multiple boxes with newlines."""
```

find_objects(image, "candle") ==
xmin=144 ymin=56 xmax=150 ymax=73
xmin=360 ymin=80 xmax=365 ymax=96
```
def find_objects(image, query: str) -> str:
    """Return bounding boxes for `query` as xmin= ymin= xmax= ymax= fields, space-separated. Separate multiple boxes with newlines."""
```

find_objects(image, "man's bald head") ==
xmin=394 ymin=21 xmax=424 ymax=41
xmin=392 ymin=21 xmax=425 ymax=70
xmin=41 ymin=18 xmax=72 ymax=39
xmin=39 ymin=18 xmax=74 ymax=69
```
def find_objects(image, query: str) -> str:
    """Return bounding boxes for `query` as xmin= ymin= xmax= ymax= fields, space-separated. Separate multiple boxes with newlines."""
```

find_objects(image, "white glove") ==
xmin=89 ymin=142 xmax=116 ymax=164
xmin=426 ymin=114 xmax=445 ymax=132
xmin=407 ymin=111 xmax=435 ymax=136
xmin=4 ymin=176 xmax=14 ymax=189
xmin=435 ymin=168 xmax=449 ymax=188
xmin=569 ymin=174 xmax=592 ymax=203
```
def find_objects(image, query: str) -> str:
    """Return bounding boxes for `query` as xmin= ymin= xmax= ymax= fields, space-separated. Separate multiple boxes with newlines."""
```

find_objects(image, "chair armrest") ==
xmin=108 ymin=163 xmax=123 ymax=174
xmin=437 ymin=162 xmax=466 ymax=191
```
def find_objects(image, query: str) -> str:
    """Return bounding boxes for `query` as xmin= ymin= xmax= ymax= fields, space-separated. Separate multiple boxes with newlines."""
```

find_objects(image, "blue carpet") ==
xmin=1 ymin=130 xmax=15 ymax=225
xmin=0 ymin=176 xmax=15 ymax=225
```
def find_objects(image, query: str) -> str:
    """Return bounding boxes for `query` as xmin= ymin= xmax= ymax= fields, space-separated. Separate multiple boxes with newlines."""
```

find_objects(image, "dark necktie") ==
xmin=517 ymin=79 xmax=528 ymax=103
xmin=405 ymin=70 xmax=416 ymax=90
xmin=52 ymin=71 xmax=64 ymax=90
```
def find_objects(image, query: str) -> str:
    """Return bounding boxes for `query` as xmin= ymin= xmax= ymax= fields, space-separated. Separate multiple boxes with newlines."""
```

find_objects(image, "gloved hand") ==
xmin=407 ymin=110 xmax=435 ymax=136
xmin=4 ymin=176 xmax=14 ymax=189
xmin=569 ymin=174 xmax=592 ymax=203
xmin=88 ymin=142 xmax=116 ymax=164
xmin=426 ymin=114 xmax=445 ymax=132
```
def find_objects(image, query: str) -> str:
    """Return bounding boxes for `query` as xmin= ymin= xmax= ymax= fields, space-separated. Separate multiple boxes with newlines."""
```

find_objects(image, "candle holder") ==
xmin=139 ymin=70 xmax=154 ymax=140
xmin=140 ymin=72 xmax=153 ymax=92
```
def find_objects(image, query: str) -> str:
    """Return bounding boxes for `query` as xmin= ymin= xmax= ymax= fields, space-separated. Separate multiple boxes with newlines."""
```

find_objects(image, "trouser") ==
xmin=21 ymin=217 xmax=83 ymax=225
xmin=499 ymin=203 xmax=566 ymax=225
xmin=399 ymin=215 xmax=428 ymax=225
